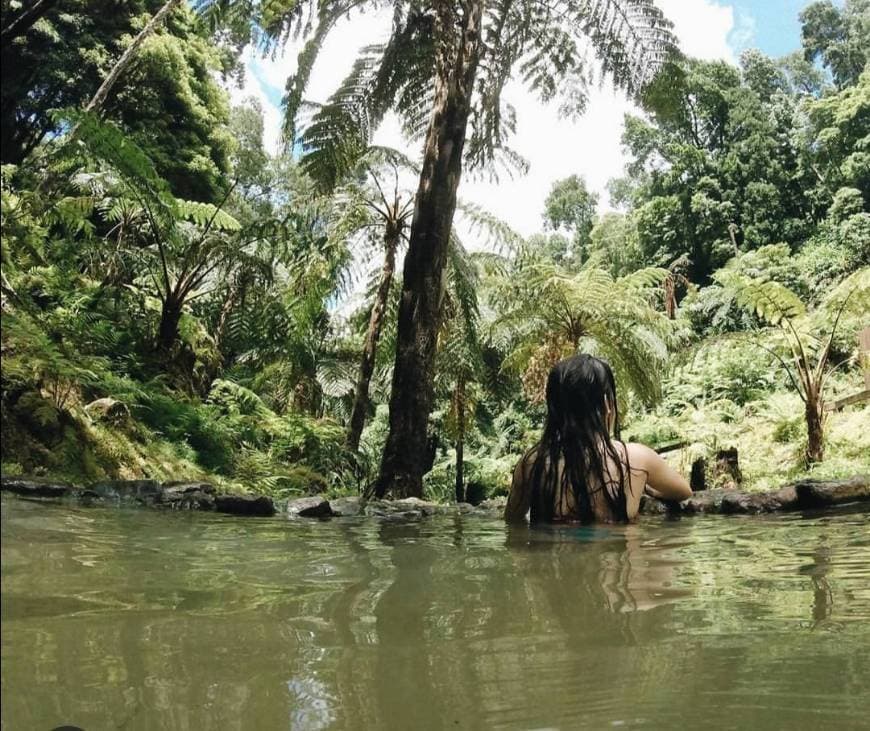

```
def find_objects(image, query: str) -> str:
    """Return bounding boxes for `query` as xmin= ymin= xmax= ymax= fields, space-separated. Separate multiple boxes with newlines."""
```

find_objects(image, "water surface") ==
xmin=2 ymin=496 xmax=869 ymax=730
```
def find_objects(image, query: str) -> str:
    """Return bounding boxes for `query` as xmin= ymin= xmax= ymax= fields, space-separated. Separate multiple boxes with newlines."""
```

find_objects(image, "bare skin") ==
xmin=504 ymin=441 xmax=692 ymax=523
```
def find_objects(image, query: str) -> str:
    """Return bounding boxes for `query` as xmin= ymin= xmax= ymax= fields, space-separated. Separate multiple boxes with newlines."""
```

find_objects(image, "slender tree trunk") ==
xmin=0 ymin=0 xmax=57 ymax=45
xmin=805 ymin=389 xmax=825 ymax=464
xmin=157 ymin=294 xmax=183 ymax=354
xmin=454 ymin=377 xmax=466 ymax=503
xmin=213 ymin=277 xmax=246 ymax=358
xmin=83 ymin=0 xmax=182 ymax=115
xmin=347 ymin=226 xmax=399 ymax=451
xmin=664 ymin=276 xmax=676 ymax=319
xmin=373 ymin=0 xmax=486 ymax=498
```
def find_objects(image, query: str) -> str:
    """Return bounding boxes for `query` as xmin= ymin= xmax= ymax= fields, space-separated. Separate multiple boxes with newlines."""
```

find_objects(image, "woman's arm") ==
xmin=627 ymin=443 xmax=692 ymax=501
xmin=504 ymin=460 xmax=532 ymax=522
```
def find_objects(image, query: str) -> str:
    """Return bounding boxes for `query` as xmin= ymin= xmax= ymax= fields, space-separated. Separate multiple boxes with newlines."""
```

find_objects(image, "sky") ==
xmin=227 ymin=0 xmax=819 ymax=240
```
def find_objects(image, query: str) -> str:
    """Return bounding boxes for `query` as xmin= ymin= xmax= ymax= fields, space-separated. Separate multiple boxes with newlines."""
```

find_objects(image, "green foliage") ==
xmin=630 ymin=380 xmax=869 ymax=492
xmin=612 ymin=53 xmax=839 ymax=283
xmin=1 ymin=1 xmax=868 ymax=499
xmin=109 ymin=8 xmax=234 ymax=201
xmin=543 ymin=175 xmax=599 ymax=263
xmin=799 ymin=0 xmax=869 ymax=89
xmin=425 ymin=450 xmax=516 ymax=503
xmin=663 ymin=337 xmax=785 ymax=411
xmin=713 ymin=269 xmax=805 ymax=325
xmin=176 ymin=199 xmax=241 ymax=231
xmin=492 ymin=252 xmax=680 ymax=406
xmin=586 ymin=212 xmax=644 ymax=277
xmin=1 ymin=0 xmax=233 ymax=198
xmin=807 ymin=69 xmax=870 ymax=201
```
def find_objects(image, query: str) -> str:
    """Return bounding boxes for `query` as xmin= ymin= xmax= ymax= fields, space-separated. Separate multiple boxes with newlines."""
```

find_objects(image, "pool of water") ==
xmin=2 ymin=496 xmax=869 ymax=730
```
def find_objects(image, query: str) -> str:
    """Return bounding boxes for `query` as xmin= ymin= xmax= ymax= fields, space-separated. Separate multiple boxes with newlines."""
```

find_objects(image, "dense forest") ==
xmin=1 ymin=0 xmax=868 ymax=502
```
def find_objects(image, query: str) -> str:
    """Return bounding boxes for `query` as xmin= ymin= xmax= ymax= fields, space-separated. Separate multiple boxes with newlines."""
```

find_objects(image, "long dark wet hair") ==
xmin=525 ymin=354 xmax=629 ymax=523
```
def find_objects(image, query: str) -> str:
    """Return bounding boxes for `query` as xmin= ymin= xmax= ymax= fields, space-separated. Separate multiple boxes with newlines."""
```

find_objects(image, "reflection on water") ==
xmin=2 ymin=497 xmax=869 ymax=730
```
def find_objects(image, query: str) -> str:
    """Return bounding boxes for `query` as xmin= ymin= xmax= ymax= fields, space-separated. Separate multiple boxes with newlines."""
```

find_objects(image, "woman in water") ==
xmin=505 ymin=354 xmax=692 ymax=523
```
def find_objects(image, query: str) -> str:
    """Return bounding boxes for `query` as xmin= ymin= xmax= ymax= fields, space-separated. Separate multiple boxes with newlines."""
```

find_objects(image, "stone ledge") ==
xmin=639 ymin=475 xmax=870 ymax=516
xmin=3 ymin=474 xmax=867 ymax=521
xmin=0 ymin=475 xmax=76 ymax=498
xmin=1 ymin=474 xmax=273 ymax=517
xmin=287 ymin=496 xmax=334 ymax=518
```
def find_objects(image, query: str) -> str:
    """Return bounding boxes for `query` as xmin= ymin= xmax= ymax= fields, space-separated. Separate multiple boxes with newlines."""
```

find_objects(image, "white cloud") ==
xmin=229 ymin=1 xmax=744 ymax=241
xmin=658 ymin=0 xmax=738 ymax=63
xmin=728 ymin=8 xmax=758 ymax=55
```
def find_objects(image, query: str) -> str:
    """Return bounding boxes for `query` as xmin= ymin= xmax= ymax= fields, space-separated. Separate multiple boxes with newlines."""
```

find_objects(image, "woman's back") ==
xmin=504 ymin=354 xmax=692 ymax=525
xmin=506 ymin=441 xmax=651 ymax=523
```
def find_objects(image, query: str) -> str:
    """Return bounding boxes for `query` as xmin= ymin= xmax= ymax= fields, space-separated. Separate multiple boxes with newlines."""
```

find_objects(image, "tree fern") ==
xmin=716 ymin=257 xmax=869 ymax=464
xmin=176 ymin=200 xmax=241 ymax=231
xmin=240 ymin=0 xmax=680 ymax=176
xmin=208 ymin=378 xmax=271 ymax=416
xmin=492 ymin=251 xmax=680 ymax=406
xmin=713 ymin=269 xmax=806 ymax=325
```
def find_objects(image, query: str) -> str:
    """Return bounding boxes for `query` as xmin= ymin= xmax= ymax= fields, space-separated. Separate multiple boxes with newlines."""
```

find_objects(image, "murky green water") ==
xmin=2 ymin=496 xmax=869 ymax=731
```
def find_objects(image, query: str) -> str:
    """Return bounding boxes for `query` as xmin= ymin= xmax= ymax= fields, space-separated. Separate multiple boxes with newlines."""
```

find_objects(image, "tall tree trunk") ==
xmin=454 ymin=377 xmax=466 ymax=503
xmin=805 ymin=389 xmax=825 ymax=465
xmin=373 ymin=0 xmax=485 ymax=498
xmin=346 ymin=226 xmax=399 ymax=451
xmin=83 ymin=0 xmax=182 ymax=115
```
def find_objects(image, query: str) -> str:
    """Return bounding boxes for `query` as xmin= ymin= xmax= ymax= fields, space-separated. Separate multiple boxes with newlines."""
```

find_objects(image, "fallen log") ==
xmin=794 ymin=477 xmax=870 ymax=508
xmin=654 ymin=441 xmax=688 ymax=454
xmin=824 ymin=389 xmax=870 ymax=412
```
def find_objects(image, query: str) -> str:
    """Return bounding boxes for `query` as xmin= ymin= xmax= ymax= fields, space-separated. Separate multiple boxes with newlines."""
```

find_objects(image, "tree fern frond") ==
xmin=47 ymin=196 xmax=97 ymax=235
xmin=714 ymin=270 xmax=806 ymax=324
xmin=297 ymin=43 xmax=388 ymax=189
xmin=176 ymin=199 xmax=242 ymax=231
xmin=282 ymin=0 xmax=365 ymax=145
xmin=455 ymin=199 xmax=524 ymax=254
xmin=362 ymin=145 xmax=422 ymax=176
xmin=297 ymin=9 xmax=435 ymax=188
xmin=618 ymin=265 xmax=669 ymax=291
xmin=822 ymin=266 xmax=870 ymax=316
xmin=316 ymin=355 xmax=358 ymax=398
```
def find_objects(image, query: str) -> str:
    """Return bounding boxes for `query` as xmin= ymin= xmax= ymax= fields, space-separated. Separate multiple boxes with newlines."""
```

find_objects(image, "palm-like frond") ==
xmin=713 ymin=269 xmax=806 ymax=325
xmin=297 ymin=9 xmax=436 ymax=185
xmin=66 ymin=110 xmax=178 ymax=240
xmin=822 ymin=266 xmax=870 ymax=317
xmin=467 ymin=0 xmax=679 ymax=171
xmin=455 ymin=199 xmax=524 ymax=254
xmin=176 ymin=200 xmax=241 ymax=232
xmin=237 ymin=0 xmax=678 ymax=181
xmin=492 ymin=251 xmax=679 ymax=405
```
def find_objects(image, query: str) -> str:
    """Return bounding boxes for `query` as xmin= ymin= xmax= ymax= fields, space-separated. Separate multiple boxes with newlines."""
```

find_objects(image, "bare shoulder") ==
xmin=625 ymin=442 xmax=662 ymax=473
xmin=612 ymin=441 xmax=655 ymax=469
xmin=506 ymin=447 xmax=537 ymax=522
